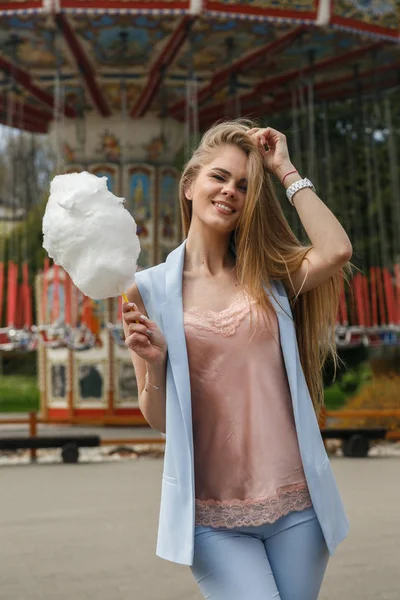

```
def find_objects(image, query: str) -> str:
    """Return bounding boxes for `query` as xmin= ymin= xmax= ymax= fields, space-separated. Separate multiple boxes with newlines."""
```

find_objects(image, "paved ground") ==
xmin=0 ymin=455 xmax=399 ymax=600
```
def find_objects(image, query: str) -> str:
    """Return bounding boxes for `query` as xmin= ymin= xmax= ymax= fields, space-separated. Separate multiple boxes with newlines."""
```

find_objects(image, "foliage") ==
xmin=271 ymin=89 xmax=400 ymax=273
xmin=324 ymin=382 xmax=347 ymax=410
xmin=0 ymin=375 xmax=39 ymax=413
xmin=324 ymin=362 xmax=372 ymax=410
xmin=0 ymin=131 xmax=55 ymax=215
xmin=333 ymin=375 xmax=400 ymax=431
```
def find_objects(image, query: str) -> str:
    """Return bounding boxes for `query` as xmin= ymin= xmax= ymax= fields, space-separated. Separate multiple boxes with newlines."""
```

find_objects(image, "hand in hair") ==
xmin=247 ymin=127 xmax=294 ymax=180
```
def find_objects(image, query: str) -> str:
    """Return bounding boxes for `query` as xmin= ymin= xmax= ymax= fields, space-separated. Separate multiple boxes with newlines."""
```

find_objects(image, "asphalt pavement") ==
xmin=0 ymin=454 xmax=399 ymax=600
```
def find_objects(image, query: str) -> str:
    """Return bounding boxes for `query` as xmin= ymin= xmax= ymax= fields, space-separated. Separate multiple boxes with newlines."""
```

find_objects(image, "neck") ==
xmin=185 ymin=221 xmax=235 ymax=275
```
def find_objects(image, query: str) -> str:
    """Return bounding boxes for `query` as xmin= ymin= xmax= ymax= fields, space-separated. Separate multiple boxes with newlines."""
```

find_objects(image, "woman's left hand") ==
xmin=247 ymin=126 xmax=294 ymax=180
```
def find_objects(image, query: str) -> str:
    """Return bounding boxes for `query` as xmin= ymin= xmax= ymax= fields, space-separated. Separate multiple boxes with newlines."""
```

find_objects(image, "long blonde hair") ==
xmin=179 ymin=120 xmax=347 ymax=414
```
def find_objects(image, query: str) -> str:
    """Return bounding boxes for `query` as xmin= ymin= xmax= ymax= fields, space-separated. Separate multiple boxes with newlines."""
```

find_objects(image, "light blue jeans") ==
xmin=191 ymin=507 xmax=329 ymax=600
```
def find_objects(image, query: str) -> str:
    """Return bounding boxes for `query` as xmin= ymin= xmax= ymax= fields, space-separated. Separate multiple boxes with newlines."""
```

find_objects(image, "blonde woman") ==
xmin=123 ymin=121 xmax=351 ymax=600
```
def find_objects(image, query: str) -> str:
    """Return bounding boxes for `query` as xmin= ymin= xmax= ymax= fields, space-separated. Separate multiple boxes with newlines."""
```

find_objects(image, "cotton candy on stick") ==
xmin=42 ymin=172 xmax=141 ymax=302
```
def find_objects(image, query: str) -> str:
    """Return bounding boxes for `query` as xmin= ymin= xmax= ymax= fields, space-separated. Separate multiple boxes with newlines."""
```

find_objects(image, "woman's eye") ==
xmin=212 ymin=174 xmax=224 ymax=181
xmin=238 ymin=185 xmax=247 ymax=192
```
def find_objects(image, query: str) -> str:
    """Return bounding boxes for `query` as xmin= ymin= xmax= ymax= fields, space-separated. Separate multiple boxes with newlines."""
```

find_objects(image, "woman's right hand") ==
xmin=122 ymin=303 xmax=167 ymax=365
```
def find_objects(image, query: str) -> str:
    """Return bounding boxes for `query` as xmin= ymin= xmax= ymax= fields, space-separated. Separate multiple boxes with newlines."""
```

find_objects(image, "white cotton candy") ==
xmin=42 ymin=171 xmax=141 ymax=299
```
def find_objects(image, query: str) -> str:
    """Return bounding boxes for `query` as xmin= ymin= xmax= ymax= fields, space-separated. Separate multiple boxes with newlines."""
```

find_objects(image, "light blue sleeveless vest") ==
xmin=135 ymin=241 xmax=349 ymax=566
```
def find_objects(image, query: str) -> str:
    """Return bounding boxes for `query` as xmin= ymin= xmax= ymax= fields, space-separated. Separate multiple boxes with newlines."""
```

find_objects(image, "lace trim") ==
xmin=184 ymin=293 xmax=255 ymax=337
xmin=195 ymin=483 xmax=312 ymax=529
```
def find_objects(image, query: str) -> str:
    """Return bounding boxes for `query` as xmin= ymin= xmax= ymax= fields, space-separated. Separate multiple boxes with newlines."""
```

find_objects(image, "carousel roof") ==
xmin=0 ymin=0 xmax=398 ymax=133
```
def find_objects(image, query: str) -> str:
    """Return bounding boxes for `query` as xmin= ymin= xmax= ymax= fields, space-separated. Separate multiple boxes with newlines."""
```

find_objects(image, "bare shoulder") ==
xmin=125 ymin=282 xmax=148 ymax=317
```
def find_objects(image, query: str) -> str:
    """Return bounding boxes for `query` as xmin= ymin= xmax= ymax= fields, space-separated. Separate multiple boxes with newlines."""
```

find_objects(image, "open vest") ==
xmin=135 ymin=240 xmax=349 ymax=566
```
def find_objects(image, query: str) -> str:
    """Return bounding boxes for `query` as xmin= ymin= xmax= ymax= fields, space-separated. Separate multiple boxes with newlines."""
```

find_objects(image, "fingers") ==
xmin=122 ymin=301 xmax=137 ymax=313
xmin=247 ymin=126 xmax=286 ymax=142
xmin=125 ymin=322 xmax=153 ymax=350
xmin=125 ymin=331 xmax=151 ymax=350
xmin=127 ymin=322 xmax=152 ymax=336
xmin=122 ymin=302 xmax=148 ymax=324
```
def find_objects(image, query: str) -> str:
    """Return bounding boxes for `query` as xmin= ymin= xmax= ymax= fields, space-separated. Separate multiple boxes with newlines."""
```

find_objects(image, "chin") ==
xmin=209 ymin=220 xmax=236 ymax=235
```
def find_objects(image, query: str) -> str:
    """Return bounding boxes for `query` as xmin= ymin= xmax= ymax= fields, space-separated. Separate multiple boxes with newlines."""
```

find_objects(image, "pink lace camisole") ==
xmin=183 ymin=291 xmax=312 ymax=529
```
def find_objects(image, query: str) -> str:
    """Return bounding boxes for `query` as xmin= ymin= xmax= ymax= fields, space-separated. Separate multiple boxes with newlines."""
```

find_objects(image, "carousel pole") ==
xmin=107 ymin=29 xmax=129 ymax=419
xmin=19 ymin=102 xmax=33 ymax=334
xmin=347 ymin=89 xmax=369 ymax=330
xmin=361 ymin=98 xmax=379 ymax=329
xmin=370 ymin=57 xmax=394 ymax=329
xmin=185 ymin=35 xmax=199 ymax=163
xmin=6 ymin=76 xmax=18 ymax=332
xmin=384 ymin=97 xmax=400 ymax=324
xmin=0 ymin=90 xmax=5 ymax=327
xmin=0 ymin=79 xmax=5 ymax=330
xmin=226 ymin=37 xmax=240 ymax=120
xmin=54 ymin=21 xmax=74 ymax=417
xmin=321 ymin=101 xmax=348 ymax=328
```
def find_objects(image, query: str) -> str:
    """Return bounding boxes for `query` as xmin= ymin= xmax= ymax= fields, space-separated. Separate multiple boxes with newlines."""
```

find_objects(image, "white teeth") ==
xmin=214 ymin=202 xmax=234 ymax=213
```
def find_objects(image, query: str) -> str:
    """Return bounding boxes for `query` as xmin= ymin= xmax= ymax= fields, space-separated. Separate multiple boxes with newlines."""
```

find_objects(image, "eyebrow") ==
xmin=210 ymin=167 xmax=247 ymax=183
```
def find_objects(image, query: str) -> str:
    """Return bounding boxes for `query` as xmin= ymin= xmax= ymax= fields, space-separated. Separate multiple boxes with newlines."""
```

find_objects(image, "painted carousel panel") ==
xmin=0 ymin=16 xmax=61 ymax=69
xmin=58 ymin=0 xmax=191 ymax=13
xmin=50 ymin=363 xmax=67 ymax=401
xmin=45 ymin=352 xmax=69 ymax=409
xmin=102 ymin=81 xmax=142 ymax=113
xmin=89 ymin=164 xmax=120 ymax=193
xmin=124 ymin=164 xmax=156 ymax=253
xmin=137 ymin=244 xmax=153 ymax=268
xmin=167 ymin=20 xmax=305 ymax=119
xmin=158 ymin=166 xmax=180 ymax=262
xmin=115 ymin=359 xmax=139 ymax=407
xmin=65 ymin=12 xmax=180 ymax=73
xmin=74 ymin=359 xmax=108 ymax=407
xmin=172 ymin=18 xmax=292 ymax=76
xmin=331 ymin=0 xmax=399 ymax=38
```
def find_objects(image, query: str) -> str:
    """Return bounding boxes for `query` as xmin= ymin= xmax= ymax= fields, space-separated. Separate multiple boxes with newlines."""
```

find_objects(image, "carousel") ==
xmin=0 ymin=0 xmax=399 ymax=424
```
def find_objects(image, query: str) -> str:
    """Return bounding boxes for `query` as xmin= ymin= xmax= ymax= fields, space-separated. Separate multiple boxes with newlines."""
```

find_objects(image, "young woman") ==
xmin=122 ymin=121 xmax=352 ymax=600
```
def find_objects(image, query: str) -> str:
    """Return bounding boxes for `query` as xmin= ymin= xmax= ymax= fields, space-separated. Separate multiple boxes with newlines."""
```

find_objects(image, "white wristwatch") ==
xmin=286 ymin=178 xmax=316 ymax=205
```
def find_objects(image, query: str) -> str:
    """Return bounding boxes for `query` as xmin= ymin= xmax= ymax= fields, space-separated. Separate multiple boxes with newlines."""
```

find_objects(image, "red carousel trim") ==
xmin=0 ymin=109 xmax=49 ymax=133
xmin=383 ymin=267 xmax=396 ymax=325
xmin=203 ymin=1 xmax=317 ymax=22
xmin=55 ymin=13 xmax=112 ymax=118
xmin=0 ymin=262 xmax=3 ymax=327
xmin=395 ymin=264 xmax=400 ymax=323
xmin=314 ymin=74 xmax=400 ymax=104
xmin=245 ymin=41 xmax=383 ymax=99
xmin=309 ymin=61 xmax=400 ymax=96
xmin=258 ymin=64 xmax=400 ymax=115
xmin=331 ymin=15 xmax=399 ymax=40
xmin=59 ymin=0 xmax=190 ymax=10
xmin=22 ymin=262 xmax=32 ymax=329
xmin=168 ymin=25 xmax=305 ymax=119
xmin=0 ymin=55 xmax=76 ymax=118
xmin=6 ymin=261 xmax=18 ymax=327
xmin=0 ymin=96 xmax=52 ymax=124
xmin=0 ymin=116 xmax=47 ymax=133
xmin=0 ymin=1 xmax=42 ymax=10
xmin=200 ymin=67 xmax=400 ymax=129
xmin=131 ymin=14 xmax=196 ymax=117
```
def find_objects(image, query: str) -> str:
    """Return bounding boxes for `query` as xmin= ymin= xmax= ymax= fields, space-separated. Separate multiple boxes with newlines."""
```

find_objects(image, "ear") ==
xmin=184 ymin=181 xmax=193 ymax=201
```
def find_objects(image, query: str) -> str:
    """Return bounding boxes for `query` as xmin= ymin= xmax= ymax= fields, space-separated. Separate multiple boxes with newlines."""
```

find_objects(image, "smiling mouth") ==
xmin=212 ymin=201 xmax=236 ymax=214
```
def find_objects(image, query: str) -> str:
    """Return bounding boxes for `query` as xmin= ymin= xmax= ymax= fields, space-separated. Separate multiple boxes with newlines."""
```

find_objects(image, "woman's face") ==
xmin=186 ymin=144 xmax=248 ymax=235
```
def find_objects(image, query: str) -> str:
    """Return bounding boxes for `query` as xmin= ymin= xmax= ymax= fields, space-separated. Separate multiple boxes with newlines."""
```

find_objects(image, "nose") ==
xmin=221 ymin=181 xmax=236 ymax=198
